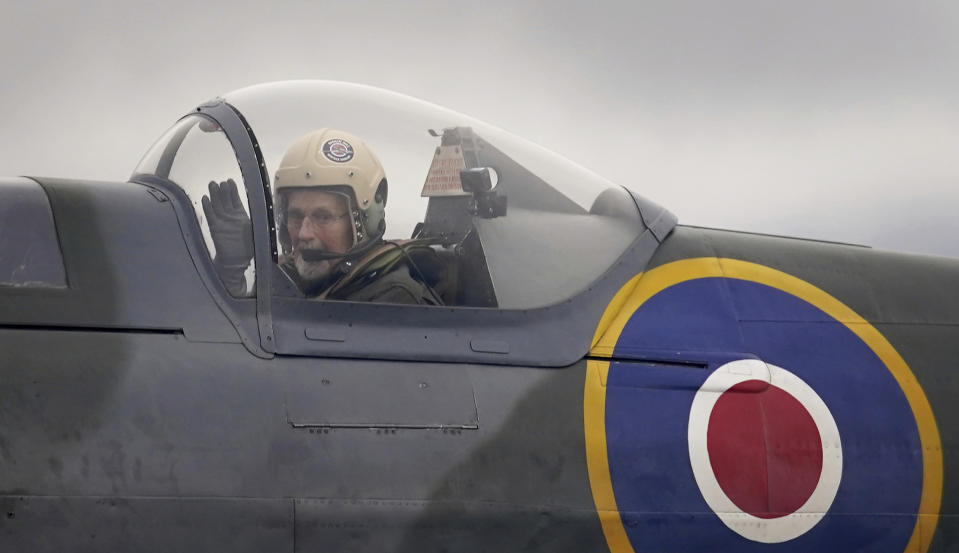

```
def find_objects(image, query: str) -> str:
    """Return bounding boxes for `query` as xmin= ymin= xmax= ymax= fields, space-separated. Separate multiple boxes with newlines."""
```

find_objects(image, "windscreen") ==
xmin=133 ymin=115 xmax=255 ymax=297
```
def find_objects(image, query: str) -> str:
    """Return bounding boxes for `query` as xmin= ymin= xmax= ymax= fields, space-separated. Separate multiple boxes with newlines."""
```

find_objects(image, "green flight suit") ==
xmin=278 ymin=240 xmax=441 ymax=305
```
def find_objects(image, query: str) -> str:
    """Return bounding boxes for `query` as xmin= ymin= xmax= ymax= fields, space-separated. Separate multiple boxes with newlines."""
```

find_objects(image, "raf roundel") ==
xmin=322 ymin=138 xmax=354 ymax=163
xmin=584 ymin=258 xmax=942 ymax=553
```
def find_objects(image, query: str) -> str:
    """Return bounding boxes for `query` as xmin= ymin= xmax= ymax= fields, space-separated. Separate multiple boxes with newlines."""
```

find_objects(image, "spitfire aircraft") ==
xmin=0 ymin=81 xmax=953 ymax=552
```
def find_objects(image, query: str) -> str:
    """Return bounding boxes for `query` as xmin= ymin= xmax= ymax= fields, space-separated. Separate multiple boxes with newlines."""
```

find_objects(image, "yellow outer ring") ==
xmin=584 ymin=257 xmax=942 ymax=553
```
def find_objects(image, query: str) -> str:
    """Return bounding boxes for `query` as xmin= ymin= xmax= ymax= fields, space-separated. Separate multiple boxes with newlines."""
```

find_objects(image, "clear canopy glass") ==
xmin=224 ymin=81 xmax=626 ymax=233
xmin=137 ymin=81 xmax=646 ymax=309
xmin=226 ymin=81 xmax=643 ymax=308
xmin=134 ymin=114 xmax=255 ymax=297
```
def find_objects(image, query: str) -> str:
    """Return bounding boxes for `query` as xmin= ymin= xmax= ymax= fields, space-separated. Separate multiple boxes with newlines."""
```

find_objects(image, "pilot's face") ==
xmin=285 ymin=189 xmax=353 ymax=280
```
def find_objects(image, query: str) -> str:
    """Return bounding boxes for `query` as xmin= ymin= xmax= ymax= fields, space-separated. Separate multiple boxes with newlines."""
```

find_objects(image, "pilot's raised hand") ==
xmin=202 ymin=179 xmax=254 ymax=296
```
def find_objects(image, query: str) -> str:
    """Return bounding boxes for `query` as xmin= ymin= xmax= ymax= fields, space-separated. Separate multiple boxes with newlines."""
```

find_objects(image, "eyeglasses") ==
xmin=286 ymin=210 xmax=349 ymax=229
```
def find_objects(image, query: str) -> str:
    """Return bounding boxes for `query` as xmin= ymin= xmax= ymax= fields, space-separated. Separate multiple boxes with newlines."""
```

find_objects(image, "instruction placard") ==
xmin=421 ymin=145 xmax=470 ymax=197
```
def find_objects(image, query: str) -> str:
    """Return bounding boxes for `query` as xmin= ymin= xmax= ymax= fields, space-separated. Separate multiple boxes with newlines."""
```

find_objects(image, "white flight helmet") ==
xmin=274 ymin=128 xmax=387 ymax=257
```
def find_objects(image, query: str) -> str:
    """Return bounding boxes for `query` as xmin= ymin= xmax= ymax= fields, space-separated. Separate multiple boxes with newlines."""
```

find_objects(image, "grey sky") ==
xmin=2 ymin=0 xmax=957 ymax=256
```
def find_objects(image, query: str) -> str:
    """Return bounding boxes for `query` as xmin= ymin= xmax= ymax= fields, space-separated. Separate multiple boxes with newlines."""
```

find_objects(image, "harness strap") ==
xmin=318 ymin=239 xmax=430 ymax=300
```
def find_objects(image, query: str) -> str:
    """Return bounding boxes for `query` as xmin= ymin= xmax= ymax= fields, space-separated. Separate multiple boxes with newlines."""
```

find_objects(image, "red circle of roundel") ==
xmin=707 ymin=380 xmax=823 ymax=519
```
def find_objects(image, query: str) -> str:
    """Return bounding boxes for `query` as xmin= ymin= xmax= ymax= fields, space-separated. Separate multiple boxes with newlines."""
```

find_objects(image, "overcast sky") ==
xmin=2 ymin=0 xmax=957 ymax=257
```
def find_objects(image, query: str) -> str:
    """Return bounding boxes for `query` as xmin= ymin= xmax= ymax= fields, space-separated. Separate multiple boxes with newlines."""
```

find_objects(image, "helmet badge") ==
xmin=322 ymin=139 xmax=355 ymax=163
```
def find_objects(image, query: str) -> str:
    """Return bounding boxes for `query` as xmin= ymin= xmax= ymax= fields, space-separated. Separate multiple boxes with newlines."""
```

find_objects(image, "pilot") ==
xmin=204 ymin=128 xmax=440 ymax=305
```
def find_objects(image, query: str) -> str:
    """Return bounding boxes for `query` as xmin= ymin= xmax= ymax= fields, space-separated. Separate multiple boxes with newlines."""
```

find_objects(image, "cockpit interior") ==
xmin=132 ymin=81 xmax=645 ymax=311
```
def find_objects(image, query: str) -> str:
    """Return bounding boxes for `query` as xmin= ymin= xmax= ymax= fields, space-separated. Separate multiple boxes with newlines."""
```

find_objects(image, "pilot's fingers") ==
xmin=206 ymin=180 xmax=227 ymax=218
xmin=201 ymin=194 xmax=215 ymax=224
xmin=224 ymin=178 xmax=244 ymax=211
xmin=207 ymin=180 xmax=220 ymax=203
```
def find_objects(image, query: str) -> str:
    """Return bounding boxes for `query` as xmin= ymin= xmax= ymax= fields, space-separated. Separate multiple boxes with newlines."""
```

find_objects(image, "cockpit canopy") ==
xmin=134 ymin=81 xmax=655 ymax=309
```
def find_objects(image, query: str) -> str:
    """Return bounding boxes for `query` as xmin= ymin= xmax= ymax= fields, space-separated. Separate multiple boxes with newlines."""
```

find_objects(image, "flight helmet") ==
xmin=274 ymin=128 xmax=387 ymax=257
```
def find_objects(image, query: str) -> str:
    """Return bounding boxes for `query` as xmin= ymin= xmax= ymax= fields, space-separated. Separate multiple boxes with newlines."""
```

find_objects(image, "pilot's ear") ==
xmin=375 ymin=179 xmax=388 ymax=206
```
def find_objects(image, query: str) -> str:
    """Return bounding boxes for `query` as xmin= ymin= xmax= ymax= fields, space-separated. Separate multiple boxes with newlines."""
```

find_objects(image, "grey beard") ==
xmin=294 ymin=250 xmax=337 ymax=286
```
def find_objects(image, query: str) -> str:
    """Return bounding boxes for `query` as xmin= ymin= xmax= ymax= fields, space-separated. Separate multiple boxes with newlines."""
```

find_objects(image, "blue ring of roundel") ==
xmin=604 ymin=277 xmax=922 ymax=552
